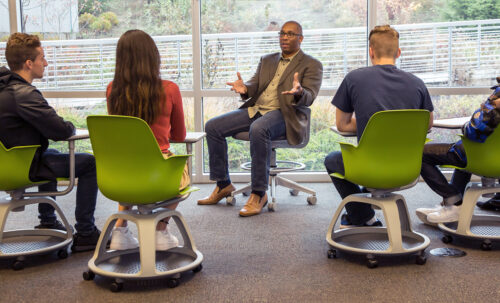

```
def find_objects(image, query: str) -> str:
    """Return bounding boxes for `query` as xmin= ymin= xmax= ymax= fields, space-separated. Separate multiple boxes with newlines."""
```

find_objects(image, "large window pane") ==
xmin=201 ymin=0 xmax=368 ymax=174
xmin=0 ymin=0 xmax=9 ymax=66
xmin=202 ymin=96 xmax=354 ymax=172
xmin=49 ymin=96 xmax=194 ymax=152
xmin=201 ymin=0 xmax=368 ymax=89
xmin=377 ymin=0 xmax=500 ymax=87
xmin=427 ymin=94 xmax=486 ymax=143
xmin=19 ymin=0 xmax=193 ymax=90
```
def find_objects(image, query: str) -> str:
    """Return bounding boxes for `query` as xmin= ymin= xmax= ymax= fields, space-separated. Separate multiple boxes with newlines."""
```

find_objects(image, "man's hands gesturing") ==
xmin=226 ymin=72 xmax=248 ymax=94
xmin=281 ymin=72 xmax=303 ymax=96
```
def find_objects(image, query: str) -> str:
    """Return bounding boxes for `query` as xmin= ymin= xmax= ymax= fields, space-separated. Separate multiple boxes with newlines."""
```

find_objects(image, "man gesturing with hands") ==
xmin=198 ymin=20 xmax=323 ymax=217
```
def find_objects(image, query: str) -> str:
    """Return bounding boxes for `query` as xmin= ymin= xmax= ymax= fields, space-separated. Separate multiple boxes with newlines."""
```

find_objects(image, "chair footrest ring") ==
xmin=240 ymin=160 xmax=305 ymax=173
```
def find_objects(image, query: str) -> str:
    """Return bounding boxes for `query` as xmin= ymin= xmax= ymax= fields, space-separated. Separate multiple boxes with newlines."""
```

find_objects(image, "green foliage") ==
xmin=101 ymin=12 xmax=119 ymax=26
xmin=90 ymin=18 xmax=112 ymax=32
xmin=79 ymin=11 xmax=119 ymax=37
xmin=443 ymin=0 xmax=500 ymax=21
xmin=79 ymin=0 xmax=111 ymax=16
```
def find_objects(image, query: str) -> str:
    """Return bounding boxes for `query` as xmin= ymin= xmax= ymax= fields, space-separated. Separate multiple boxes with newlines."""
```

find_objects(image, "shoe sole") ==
xmin=109 ymin=244 xmax=139 ymax=250
xmin=239 ymin=201 xmax=268 ymax=217
xmin=416 ymin=211 xmax=438 ymax=227
xmin=71 ymin=244 xmax=97 ymax=253
xmin=156 ymin=243 xmax=179 ymax=251
xmin=427 ymin=217 xmax=459 ymax=224
xmin=197 ymin=193 xmax=232 ymax=205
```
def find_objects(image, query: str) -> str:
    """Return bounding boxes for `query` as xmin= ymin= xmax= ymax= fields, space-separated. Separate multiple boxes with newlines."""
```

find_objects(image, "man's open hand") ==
xmin=281 ymin=72 xmax=303 ymax=96
xmin=226 ymin=72 xmax=248 ymax=94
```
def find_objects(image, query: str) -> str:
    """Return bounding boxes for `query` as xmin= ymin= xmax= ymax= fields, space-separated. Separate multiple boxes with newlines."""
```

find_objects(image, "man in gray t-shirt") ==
xmin=324 ymin=25 xmax=434 ymax=227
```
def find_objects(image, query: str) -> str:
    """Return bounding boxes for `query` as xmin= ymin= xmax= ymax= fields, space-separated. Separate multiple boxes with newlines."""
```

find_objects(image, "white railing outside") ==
xmin=0 ymin=19 xmax=499 ymax=90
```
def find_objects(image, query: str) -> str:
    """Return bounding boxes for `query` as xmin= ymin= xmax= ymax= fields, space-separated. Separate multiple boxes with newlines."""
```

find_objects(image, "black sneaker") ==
xmin=71 ymin=228 xmax=101 ymax=253
xmin=340 ymin=213 xmax=382 ymax=229
xmin=477 ymin=198 xmax=500 ymax=211
xmin=35 ymin=220 xmax=74 ymax=233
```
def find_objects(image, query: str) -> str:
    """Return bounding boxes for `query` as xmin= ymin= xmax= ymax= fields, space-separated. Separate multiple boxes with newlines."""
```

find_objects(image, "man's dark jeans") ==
xmin=420 ymin=143 xmax=470 ymax=204
xmin=324 ymin=151 xmax=374 ymax=225
xmin=205 ymin=108 xmax=286 ymax=191
xmin=38 ymin=149 xmax=97 ymax=235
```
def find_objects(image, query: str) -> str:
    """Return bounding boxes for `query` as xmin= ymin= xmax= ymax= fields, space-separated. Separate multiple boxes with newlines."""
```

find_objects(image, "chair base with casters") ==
xmin=84 ymin=196 xmax=203 ymax=292
xmin=228 ymin=135 xmax=317 ymax=211
xmin=0 ymin=190 xmax=73 ymax=270
xmin=439 ymin=180 xmax=500 ymax=251
xmin=326 ymin=188 xmax=430 ymax=268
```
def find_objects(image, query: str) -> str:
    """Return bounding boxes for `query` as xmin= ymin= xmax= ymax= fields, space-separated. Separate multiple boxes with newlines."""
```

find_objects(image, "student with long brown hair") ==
xmin=107 ymin=29 xmax=188 ymax=250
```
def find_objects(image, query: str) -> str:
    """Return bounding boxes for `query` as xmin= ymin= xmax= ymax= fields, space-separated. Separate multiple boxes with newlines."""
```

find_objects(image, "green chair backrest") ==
xmin=341 ymin=110 xmax=430 ymax=189
xmin=0 ymin=141 xmax=39 ymax=191
xmin=87 ymin=115 xmax=188 ymax=204
xmin=460 ymin=127 xmax=500 ymax=178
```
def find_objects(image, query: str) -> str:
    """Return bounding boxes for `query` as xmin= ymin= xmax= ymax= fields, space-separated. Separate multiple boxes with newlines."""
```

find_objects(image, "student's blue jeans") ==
xmin=324 ymin=151 xmax=375 ymax=225
xmin=205 ymin=108 xmax=286 ymax=192
xmin=38 ymin=149 xmax=97 ymax=234
xmin=420 ymin=143 xmax=470 ymax=204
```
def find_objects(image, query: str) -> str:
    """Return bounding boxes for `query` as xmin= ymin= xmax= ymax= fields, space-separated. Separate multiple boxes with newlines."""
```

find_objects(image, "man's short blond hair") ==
xmin=369 ymin=25 xmax=399 ymax=59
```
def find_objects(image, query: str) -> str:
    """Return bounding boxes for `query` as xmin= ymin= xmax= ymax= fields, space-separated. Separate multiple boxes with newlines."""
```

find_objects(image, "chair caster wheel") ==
xmin=289 ymin=189 xmax=299 ymax=196
xmin=481 ymin=240 xmax=492 ymax=251
xmin=441 ymin=235 xmax=453 ymax=244
xmin=327 ymin=249 xmax=337 ymax=259
xmin=83 ymin=270 xmax=95 ymax=281
xmin=242 ymin=191 xmax=250 ymax=196
xmin=416 ymin=254 xmax=427 ymax=265
xmin=166 ymin=278 xmax=180 ymax=288
xmin=226 ymin=196 xmax=235 ymax=206
xmin=307 ymin=196 xmax=317 ymax=205
xmin=193 ymin=264 xmax=203 ymax=273
xmin=367 ymin=258 xmax=378 ymax=269
xmin=268 ymin=202 xmax=276 ymax=211
xmin=57 ymin=249 xmax=68 ymax=259
xmin=110 ymin=281 xmax=123 ymax=292
xmin=12 ymin=260 xmax=24 ymax=271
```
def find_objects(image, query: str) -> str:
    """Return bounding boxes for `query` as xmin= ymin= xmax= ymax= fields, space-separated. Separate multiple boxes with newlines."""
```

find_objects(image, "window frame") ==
xmin=3 ymin=0 xmax=492 ymax=183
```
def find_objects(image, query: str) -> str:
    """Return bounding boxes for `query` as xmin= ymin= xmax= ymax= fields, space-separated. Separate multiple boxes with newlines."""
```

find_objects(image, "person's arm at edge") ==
xmin=336 ymin=107 xmax=357 ymax=133
xmin=168 ymin=82 xmax=187 ymax=142
xmin=241 ymin=56 xmax=263 ymax=100
xmin=16 ymin=87 xmax=75 ymax=140
xmin=292 ymin=58 xmax=323 ymax=107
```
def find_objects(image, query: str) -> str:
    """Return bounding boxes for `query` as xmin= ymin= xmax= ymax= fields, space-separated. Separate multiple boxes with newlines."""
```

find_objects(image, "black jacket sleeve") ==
xmin=14 ymin=84 xmax=75 ymax=141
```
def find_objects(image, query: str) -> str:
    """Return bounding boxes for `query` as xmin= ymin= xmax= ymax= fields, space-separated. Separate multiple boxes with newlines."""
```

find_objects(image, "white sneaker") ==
xmin=156 ymin=229 xmax=179 ymax=251
xmin=109 ymin=227 xmax=139 ymax=250
xmin=427 ymin=205 xmax=460 ymax=223
xmin=415 ymin=205 xmax=443 ymax=225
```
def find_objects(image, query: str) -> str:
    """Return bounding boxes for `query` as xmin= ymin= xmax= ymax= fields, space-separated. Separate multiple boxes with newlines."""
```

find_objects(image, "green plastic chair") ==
xmin=84 ymin=115 xmax=202 ymax=292
xmin=438 ymin=129 xmax=500 ymax=250
xmin=326 ymin=110 xmax=431 ymax=268
xmin=0 ymin=141 xmax=73 ymax=270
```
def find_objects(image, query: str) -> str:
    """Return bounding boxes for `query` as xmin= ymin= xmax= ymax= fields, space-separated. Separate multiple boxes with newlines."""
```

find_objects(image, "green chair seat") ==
xmin=0 ymin=141 xmax=73 ymax=266
xmin=437 ymin=127 xmax=500 ymax=246
xmin=334 ymin=110 xmax=430 ymax=189
xmin=87 ymin=115 xmax=192 ymax=204
xmin=85 ymin=115 xmax=203 ymax=290
xmin=326 ymin=110 xmax=431 ymax=267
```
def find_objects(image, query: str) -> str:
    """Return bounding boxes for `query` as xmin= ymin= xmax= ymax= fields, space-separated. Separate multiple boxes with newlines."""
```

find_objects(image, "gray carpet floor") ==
xmin=1 ymin=182 xmax=500 ymax=303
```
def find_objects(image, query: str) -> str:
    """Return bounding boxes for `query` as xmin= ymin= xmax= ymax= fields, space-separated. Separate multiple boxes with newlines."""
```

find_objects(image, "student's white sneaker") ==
xmin=110 ymin=227 xmax=139 ymax=250
xmin=427 ymin=205 xmax=460 ymax=223
xmin=156 ymin=229 xmax=179 ymax=251
xmin=415 ymin=205 xmax=444 ymax=225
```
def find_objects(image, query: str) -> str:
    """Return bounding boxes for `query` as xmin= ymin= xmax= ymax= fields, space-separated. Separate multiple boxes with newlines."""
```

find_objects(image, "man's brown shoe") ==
xmin=197 ymin=184 xmax=235 ymax=205
xmin=239 ymin=193 xmax=268 ymax=217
